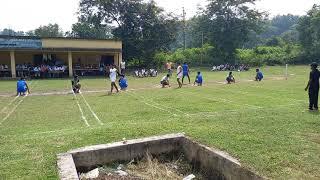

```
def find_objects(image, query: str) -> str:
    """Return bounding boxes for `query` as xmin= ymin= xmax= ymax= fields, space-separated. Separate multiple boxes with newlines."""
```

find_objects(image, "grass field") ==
xmin=0 ymin=66 xmax=319 ymax=179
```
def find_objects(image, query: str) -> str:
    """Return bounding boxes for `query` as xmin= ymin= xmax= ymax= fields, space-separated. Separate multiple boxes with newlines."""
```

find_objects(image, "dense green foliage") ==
xmin=154 ymin=44 xmax=215 ymax=66
xmin=297 ymin=5 xmax=320 ymax=60
xmin=27 ymin=23 xmax=64 ymax=37
xmin=77 ymin=0 xmax=178 ymax=66
xmin=236 ymin=45 xmax=302 ymax=66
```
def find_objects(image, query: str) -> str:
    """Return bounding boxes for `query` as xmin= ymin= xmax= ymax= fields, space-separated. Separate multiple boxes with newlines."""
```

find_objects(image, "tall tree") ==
xmin=297 ymin=4 xmax=320 ymax=59
xmin=205 ymin=0 xmax=265 ymax=62
xmin=78 ymin=0 xmax=178 ymax=65
xmin=28 ymin=23 xmax=64 ymax=37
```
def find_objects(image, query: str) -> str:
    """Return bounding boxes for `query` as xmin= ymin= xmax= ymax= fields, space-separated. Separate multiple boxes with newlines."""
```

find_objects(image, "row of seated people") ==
xmin=134 ymin=68 xmax=158 ymax=78
xmin=16 ymin=64 xmax=68 ymax=78
xmin=74 ymin=63 xmax=99 ymax=70
xmin=0 ymin=64 xmax=9 ymax=70
xmin=0 ymin=64 xmax=10 ymax=77
xmin=212 ymin=64 xmax=250 ymax=72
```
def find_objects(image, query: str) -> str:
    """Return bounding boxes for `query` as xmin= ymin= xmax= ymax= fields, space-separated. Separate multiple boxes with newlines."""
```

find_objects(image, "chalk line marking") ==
xmin=0 ymin=81 xmax=36 ymax=114
xmin=125 ymin=91 xmax=178 ymax=117
xmin=180 ymin=90 xmax=262 ymax=110
xmin=130 ymin=91 xmax=190 ymax=117
xmin=79 ymin=92 xmax=104 ymax=125
xmin=72 ymin=91 xmax=90 ymax=127
xmin=0 ymin=94 xmax=28 ymax=125
xmin=0 ymin=95 xmax=19 ymax=114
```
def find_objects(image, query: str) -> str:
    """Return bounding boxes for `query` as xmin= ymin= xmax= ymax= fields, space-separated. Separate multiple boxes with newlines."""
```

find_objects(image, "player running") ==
xmin=109 ymin=64 xmax=119 ymax=94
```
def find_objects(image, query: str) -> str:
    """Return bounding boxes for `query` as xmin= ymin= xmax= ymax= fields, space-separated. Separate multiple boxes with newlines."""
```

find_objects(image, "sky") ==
xmin=0 ymin=0 xmax=319 ymax=32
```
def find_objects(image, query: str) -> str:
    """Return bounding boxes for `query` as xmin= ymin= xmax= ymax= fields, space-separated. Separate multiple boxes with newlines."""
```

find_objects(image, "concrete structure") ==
xmin=0 ymin=36 xmax=122 ymax=78
xmin=57 ymin=133 xmax=264 ymax=180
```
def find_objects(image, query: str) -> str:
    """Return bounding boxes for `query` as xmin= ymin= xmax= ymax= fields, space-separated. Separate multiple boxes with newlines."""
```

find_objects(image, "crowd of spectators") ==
xmin=16 ymin=63 xmax=68 ymax=78
xmin=212 ymin=64 xmax=250 ymax=72
xmin=134 ymin=68 xmax=158 ymax=78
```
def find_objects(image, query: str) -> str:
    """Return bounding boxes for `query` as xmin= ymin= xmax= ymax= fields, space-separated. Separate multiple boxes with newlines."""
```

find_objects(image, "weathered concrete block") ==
xmin=57 ymin=133 xmax=263 ymax=180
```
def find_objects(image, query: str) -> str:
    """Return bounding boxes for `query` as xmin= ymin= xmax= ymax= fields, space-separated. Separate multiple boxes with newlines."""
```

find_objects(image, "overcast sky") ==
xmin=0 ymin=0 xmax=318 ymax=32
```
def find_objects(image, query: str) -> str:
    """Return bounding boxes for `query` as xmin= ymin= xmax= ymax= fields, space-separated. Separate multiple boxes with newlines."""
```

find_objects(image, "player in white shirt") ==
xmin=120 ymin=61 xmax=126 ymax=74
xmin=176 ymin=62 xmax=183 ymax=88
xmin=109 ymin=65 xmax=119 ymax=93
xmin=160 ymin=74 xmax=170 ymax=88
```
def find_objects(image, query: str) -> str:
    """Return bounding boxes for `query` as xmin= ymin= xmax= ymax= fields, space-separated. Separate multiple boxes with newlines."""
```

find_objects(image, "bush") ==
xmin=236 ymin=44 xmax=302 ymax=66
xmin=154 ymin=44 xmax=216 ymax=67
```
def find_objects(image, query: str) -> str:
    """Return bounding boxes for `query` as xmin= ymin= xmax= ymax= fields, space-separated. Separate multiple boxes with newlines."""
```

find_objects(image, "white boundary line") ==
xmin=0 ymin=81 xmax=35 ymax=114
xmin=126 ymin=91 xmax=178 ymax=117
xmin=0 ymin=95 xmax=19 ymax=114
xmin=0 ymin=94 xmax=27 ymax=125
xmin=79 ymin=92 xmax=104 ymax=125
xmin=72 ymin=91 xmax=90 ymax=127
xmin=130 ymin=91 xmax=190 ymax=117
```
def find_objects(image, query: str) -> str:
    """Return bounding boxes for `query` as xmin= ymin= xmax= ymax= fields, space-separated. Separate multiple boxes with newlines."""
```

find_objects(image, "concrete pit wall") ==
xmin=57 ymin=133 xmax=263 ymax=180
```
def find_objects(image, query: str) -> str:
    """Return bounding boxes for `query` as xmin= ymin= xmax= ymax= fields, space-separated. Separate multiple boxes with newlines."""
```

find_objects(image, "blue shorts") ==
xmin=17 ymin=87 xmax=27 ymax=93
xmin=183 ymin=72 xmax=189 ymax=76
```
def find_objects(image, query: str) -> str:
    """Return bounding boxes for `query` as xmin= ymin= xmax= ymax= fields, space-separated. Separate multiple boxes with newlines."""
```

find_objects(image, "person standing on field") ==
xmin=182 ymin=62 xmax=190 ymax=84
xmin=109 ymin=64 xmax=119 ymax=94
xmin=166 ymin=61 xmax=172 ymax=76
xmin=177 ymin=62 xmax=183 ymax=88
xmin=120 ymin=61 xmax=126 ymax=74
xmin=305 ymin=62 xmax=320 ymax=111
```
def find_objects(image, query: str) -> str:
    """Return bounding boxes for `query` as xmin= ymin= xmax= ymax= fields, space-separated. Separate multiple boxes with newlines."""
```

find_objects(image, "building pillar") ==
xmin=118 ymin=53 xmax=122 ymax=67
xmin=10 ymin=51 xmax=16 ymax=78
xmin=114 ymin=53 xmax=119 ymax=70
xmin=68 ymin=51 xmax=73 ymax=77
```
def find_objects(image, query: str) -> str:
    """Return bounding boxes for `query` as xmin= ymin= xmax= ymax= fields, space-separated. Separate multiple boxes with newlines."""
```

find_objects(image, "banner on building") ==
xmin=0 ymin=38 xmax=42 ymax=49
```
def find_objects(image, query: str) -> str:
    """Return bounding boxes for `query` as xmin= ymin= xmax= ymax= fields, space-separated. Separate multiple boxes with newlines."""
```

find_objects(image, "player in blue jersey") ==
xmin=16 ymin=77 xmax=30 ymax=96
xmin=119 ymin=74 xmax=128 ymax=90
xmin=194 ymin=72 xmax=203 ymax=86
xmin=182 ymin=62 xmax=190 ymax=84
xmin=255 ymin=69 xmax=264 ymax=81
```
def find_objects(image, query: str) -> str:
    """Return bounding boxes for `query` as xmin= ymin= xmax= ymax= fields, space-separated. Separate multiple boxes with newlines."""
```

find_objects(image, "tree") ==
xmin=78 ymin=0 xmax=179 ymax=66
xmin=0 ymin=28 xmax=25 ymax=36
xmin=205 ymin=0 xmax=266 ymax=62
xmin=297 ymin=4 xmax=320 ymax=60
xmin=28 ymin=23 xmax=64 ymax=37
xmin=67 ymin=22 xmax=113 ymax=39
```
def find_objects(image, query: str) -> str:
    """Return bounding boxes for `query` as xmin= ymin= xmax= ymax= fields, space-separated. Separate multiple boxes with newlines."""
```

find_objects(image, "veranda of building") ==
xmin=0 ymin=36 xmax=122 ymax=78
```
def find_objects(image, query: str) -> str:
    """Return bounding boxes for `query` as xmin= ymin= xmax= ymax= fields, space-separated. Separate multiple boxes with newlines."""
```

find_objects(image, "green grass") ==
xmin=0 ymin=66 xmax=319 ymax=179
